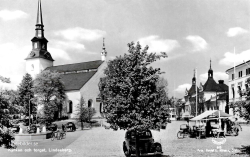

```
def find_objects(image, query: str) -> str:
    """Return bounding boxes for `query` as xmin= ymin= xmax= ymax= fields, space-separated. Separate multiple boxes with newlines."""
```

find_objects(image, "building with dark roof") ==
xmin=25 ymin=0 xmax=107 ymax=119
xmin=182 ymin=60 xmax=229 ymax=117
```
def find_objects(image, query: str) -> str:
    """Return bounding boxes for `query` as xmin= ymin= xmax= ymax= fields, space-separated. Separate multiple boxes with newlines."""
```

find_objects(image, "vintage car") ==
xmin=9 ymin=123 xmax=20 ymax=133
xmin=66 ymin=122 xmax=76 ymax=132
xmin=123 ymin=130 xmax=163 ymax=157
xmin=47 ymin=123 xmax=58 ymax=131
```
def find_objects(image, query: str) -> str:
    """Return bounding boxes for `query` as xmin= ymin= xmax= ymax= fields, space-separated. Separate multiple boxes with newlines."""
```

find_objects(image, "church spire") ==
xmin=35 ymin=0 xmax=44 ymax=38
xmin=208 ymin=59 xmax=213 ymax=78
xmin=210 ymin=59 xmax=212 ymax=69
xmin=101 ymin=38 xmax=107 ymax=61
xmin=192 ymin=69 xmax=196 ymax=85
xmin=26 ymin=0 xmax=54 ymax=62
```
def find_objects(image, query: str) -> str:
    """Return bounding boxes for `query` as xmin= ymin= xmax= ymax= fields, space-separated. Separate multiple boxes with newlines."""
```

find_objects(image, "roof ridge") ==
xmin=50 ymin=60 xmax=103 ymax=68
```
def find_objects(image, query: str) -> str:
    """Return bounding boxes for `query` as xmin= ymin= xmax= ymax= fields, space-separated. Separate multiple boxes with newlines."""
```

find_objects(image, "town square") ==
xmin=1 ymin=0 xmax=250 ymax=157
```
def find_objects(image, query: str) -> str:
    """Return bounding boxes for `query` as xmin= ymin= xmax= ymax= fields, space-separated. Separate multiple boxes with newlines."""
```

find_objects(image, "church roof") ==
xmin=46 ymin=60 xmax=104 ymax=91
xmin=188 ymin=85 xmax=199 ymax=96
xmin=203 ymin=78 xmax=225 ymax=92
xmin=60 ymin=71 xmax=97 ymax=91
xmin=46 ymin=60 xmax=103 ymax=73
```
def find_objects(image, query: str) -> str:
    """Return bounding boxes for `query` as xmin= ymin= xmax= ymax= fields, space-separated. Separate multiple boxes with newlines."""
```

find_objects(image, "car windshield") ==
xmin=127 ymin=131 xmax=152 ymax=139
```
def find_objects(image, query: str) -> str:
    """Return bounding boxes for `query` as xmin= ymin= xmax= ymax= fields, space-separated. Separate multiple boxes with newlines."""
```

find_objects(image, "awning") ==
xmin=190 ymin=110 xmax=232 ymax=121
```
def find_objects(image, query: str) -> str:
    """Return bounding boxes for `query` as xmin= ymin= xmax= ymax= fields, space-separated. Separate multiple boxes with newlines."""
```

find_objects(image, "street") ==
xmin=0 ymin=121 xmax=250 ymax=157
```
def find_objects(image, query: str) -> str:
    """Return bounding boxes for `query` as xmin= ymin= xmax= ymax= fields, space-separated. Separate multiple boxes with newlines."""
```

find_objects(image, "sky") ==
xmin=0 ymin=0 xmax=250 ymax=98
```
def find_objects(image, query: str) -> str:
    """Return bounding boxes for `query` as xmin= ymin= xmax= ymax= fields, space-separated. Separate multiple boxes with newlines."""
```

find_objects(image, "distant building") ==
xmin=25 ymin=0 xmax=107 ymax=119
xmin=225 ymin=60 xmax=250 ymax=118
xmin=183 ymin=60 xmax=229 ymax=118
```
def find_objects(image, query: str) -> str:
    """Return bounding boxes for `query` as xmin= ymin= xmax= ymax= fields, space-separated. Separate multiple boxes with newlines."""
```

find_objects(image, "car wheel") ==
xmin=177 ymin=131 xmax=183 ymax=139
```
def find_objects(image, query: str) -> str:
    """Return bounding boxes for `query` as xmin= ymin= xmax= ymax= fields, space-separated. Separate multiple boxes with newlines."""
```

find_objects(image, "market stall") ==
xmin=190 ymin=110 xmax=232 ymax=138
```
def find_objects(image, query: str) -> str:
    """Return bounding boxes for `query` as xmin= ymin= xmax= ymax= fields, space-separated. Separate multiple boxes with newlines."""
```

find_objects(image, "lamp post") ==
xmin=29 ymin=94 xmax=31 ymax=129
xmin=216 ymin=90 xmax=218 ymax=110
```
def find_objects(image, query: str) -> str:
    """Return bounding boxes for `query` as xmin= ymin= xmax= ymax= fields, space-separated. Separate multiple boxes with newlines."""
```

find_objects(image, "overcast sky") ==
xmin=0 ymin=0 xmax=250 ymax=98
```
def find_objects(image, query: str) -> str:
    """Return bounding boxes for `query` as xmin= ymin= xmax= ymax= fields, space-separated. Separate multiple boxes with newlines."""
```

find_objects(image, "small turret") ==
xmin=101 ymin=38 xmax=107 ymax=61
xmin=208 ymin=59 xmax=213 ymax=78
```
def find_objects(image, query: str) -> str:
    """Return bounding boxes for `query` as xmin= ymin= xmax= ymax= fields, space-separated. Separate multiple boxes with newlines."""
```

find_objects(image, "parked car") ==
xmin=47 ymin=123 xmax=58 ymax=131
xmin=66 ymin=122 xmax=76 ymax=132
xmin=123 ymin=130 xmax=163 ymax=157
xmin=9 ymin=123 xmax=20 ymax=133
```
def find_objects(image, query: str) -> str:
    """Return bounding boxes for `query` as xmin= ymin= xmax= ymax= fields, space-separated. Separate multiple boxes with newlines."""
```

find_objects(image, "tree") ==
xmin=235 ymin=77 xmax=250 ymax=120
xmin=0 ymin=76 xmax=10 ymax=83
xmin=33 ymin=70 xmax=66 ymax=123
xmin=0 ymin=76 xmax=15 ymax=149
xmin=99 ymin=42 xmax=168 ymax=157
xmin=75 ymin=97 xmax=96 ymax=130
xmin=18 ymin=73 xmax=35 ymax=117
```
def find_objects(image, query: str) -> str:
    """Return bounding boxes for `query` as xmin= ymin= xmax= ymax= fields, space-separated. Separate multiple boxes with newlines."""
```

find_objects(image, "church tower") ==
xmin=101 ymin=38 xmax=107 ymax=61
xmin=25 ymin=0 xmax=54 ymax=78
xmin=192 ymin=69 xmax=196 ymax=85
xmin=208 ymin=59 xmax=213 ymax=78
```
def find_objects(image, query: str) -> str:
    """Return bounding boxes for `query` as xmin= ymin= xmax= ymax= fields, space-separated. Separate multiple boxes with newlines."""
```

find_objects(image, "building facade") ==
xmin=226 ymin=60 xmax=250 ymax=117
xmin=183 ymin=60 xmax=229 ymax=118
xmin=25 ymin=0 xmax=107 ymax=119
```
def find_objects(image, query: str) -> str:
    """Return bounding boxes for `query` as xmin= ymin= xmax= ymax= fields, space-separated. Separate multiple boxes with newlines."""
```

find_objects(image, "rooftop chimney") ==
xmin=218 ymin=80 xmax=224 ymax=84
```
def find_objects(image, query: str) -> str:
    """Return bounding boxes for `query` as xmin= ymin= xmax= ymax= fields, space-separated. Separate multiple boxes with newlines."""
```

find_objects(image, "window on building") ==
xmin=246 ymin=68 xmax=250 ymax=75
xmin=239 ymin=71 xmax=243 ymax=78
xmin=238 ymin=86 xmax=242 ymax=97
xmin=88 ymin=99 xmax=93 ymax=108
xmin=68 ymin=100 xmax=73 ymax=113
xmin=100 ymin=103 xmax=103 ymax=113
xmin=246 ymin=83 xmax=249 ymax=90
xmin=232 ymin=85 xmax=235 ymax=98
xmin=31 ymin=64 xmax=34 ymax=71
xmin=34 ymin=42 xmax=38 ymax=49
xmin=232 ymin=74 xmax=234 ymax=80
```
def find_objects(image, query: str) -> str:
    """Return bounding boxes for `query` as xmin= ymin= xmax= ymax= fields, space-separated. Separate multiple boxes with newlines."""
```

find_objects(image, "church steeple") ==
xmin=25 ymin=0 xmax=54 ymax=78
xmin=101 ymin=38 xmax=107 ymax=61
xmin=26 ymin=0 xmax=53 ymax=61
xmin=35 ymin=0 xmax=44 ymax=38
xmin=192 ymin=69 xmax=196 ymax=85
xmin=208 ymin=59 xmax=213 ymax=78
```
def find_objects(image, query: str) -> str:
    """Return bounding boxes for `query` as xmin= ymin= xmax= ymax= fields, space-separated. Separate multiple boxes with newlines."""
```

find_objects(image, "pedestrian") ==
xmin=62 ymin=124 xmax=65 ymax=132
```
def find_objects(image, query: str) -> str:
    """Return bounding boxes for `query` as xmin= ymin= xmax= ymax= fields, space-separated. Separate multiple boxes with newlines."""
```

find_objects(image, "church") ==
xmin=25 ymin=0 xmax=107 ymax=119
xmin=182 ymin=60 xmax=229 ymax=118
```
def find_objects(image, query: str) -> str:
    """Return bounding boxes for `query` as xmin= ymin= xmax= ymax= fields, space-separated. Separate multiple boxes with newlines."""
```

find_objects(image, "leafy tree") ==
xmin=75 ymin=97 xmax=96 ymax=130
xmin=17 ymin=73 xmax=35 ymax=117
xmin=0 ymin=76 xmax=15 ymax=149
xmin=33 ymin=70 xmax=66 ymax=123
xmin=235 ymin=77 xmax=250 ymax=120
xmin=0 ymin=76 xmax=10 ymax=83
xmin=99 ymin=42 xmax=168 ymax=156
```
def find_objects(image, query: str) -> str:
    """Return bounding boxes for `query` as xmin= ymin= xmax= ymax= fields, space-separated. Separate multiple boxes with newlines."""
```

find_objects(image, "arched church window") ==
xmin=68 ymin=100 xmax=73 ymax=113
xmin=34 ymin=42 xmax=38 ymax=49
xmin=100 ymin=103 xmax=103 ymax=113
xmin=88 ymin=99 xmax=93 ymax=108
xmin=31 ymin=64 xmax=34 ymax=71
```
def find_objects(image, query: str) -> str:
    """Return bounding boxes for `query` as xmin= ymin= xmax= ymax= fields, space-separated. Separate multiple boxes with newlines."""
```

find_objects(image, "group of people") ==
xmin=186 ymin=117 xmax=241 ymax=137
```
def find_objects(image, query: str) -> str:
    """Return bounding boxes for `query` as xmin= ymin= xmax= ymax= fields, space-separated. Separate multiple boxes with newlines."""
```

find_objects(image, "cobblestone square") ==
xmin=1 ymin=121 xmax=249 ymax=157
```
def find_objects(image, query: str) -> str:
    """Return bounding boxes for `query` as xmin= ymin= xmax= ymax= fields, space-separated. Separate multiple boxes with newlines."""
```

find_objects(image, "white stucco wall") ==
xmin=65 ymin=90 xmax=81 ymax=119
xmin=227 ymin=63 xmax=250 ymax=102
xmin=26 ymin=58 xmax=53 ymax=78
xmin=80 ymin=62 xmax=107 ymax=118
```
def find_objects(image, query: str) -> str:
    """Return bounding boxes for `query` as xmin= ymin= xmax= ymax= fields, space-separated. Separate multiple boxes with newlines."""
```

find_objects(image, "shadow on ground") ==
xmin=234 ymin=145 xmax=250 ymax=155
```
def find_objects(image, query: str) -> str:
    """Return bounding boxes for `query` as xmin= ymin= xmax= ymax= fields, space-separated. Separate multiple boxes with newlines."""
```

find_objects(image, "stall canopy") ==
xmin=190 ymin=110 xmax=232 ymax=121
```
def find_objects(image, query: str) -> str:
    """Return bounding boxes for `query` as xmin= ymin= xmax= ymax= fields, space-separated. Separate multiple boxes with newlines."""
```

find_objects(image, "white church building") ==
xmin=25 ymin=0 xmax=107 ymax=119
